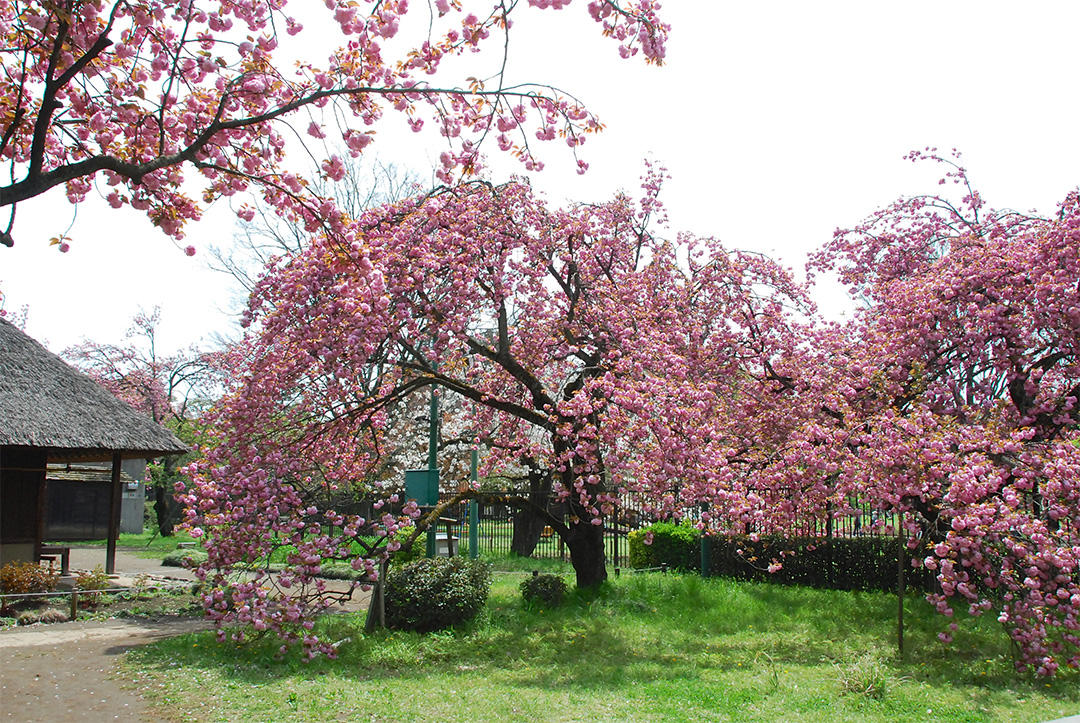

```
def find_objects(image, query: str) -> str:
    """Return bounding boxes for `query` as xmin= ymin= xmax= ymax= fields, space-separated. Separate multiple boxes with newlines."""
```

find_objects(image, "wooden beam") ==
xmin=105 ymin=452 xmax=122 ymax=575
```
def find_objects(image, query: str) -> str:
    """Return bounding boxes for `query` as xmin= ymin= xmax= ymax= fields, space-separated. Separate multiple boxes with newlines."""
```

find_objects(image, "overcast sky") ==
xmin=3 ymin=1 xmax=1078 ymax=354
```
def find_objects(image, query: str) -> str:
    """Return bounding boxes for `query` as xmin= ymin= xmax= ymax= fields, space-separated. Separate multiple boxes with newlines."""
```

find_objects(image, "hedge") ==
xmin=629 ymin=522 xmax=932 ymax=593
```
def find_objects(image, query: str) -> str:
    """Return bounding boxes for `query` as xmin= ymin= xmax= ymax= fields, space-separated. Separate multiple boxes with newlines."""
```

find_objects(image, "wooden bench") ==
xmin=38 ymin=545 xmax=71 ymax=575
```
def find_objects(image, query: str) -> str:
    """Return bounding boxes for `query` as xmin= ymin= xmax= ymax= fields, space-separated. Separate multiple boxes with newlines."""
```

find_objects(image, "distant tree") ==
xmin=63 ymin=307 xmax=223 ymax=535
xmin=208 ymin=155 xmax=423 ymax=298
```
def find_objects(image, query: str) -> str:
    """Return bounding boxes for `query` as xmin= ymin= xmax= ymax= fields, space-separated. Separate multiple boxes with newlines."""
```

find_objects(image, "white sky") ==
xmin=3 ymin=0 xmax=1078 ymax=354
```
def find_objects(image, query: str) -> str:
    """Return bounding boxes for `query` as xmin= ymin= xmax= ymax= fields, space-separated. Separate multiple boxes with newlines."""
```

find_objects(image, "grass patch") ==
xmin=63 ymin=532 xmax=201 ymax=559
xmin=124 ymin=571 xmax=1078 ymax=723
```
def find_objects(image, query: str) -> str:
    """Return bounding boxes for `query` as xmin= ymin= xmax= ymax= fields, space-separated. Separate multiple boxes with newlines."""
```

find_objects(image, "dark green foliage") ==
xmin=709 ymin=535 xmax=932 ymax=593
xmin=388 ymin=530 xmax=425 ymax=567
xmin=519 ymin=573 xmax=568 ymax=608
xmin=628 ymin=520 xmax=700 ymax=571
xmin=384 ymin=557 xmax=491 ymax=632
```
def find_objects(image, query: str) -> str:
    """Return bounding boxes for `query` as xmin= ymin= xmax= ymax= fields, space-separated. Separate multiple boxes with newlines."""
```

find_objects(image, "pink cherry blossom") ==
xmin=0 ymin=0 xmax=669 ymax=248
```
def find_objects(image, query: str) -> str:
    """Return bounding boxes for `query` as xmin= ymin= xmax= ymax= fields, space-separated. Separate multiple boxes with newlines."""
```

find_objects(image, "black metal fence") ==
xmin=345 ymin=484 xmax=1056 ymax=570
xmin=432 ymin=492 xmax=637 ymax=568
xmin=342 ymin=487 xmax=905 ymax=569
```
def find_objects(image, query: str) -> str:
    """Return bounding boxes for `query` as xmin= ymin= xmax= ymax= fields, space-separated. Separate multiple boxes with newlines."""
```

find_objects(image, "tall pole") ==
xmin=469 ymin=445 xmax=479 ymax=560
xmin=897 ymin=510 xmax=905 ymax=657
xmin=428 ymin=387 xmax=438 ymax=472
xmin=426 ymin=386 xmax=439 ymax=558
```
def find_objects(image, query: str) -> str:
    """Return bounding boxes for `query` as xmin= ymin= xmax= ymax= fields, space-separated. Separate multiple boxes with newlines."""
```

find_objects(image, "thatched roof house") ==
xmin=1 ymin=317 xmax=188 ymax=572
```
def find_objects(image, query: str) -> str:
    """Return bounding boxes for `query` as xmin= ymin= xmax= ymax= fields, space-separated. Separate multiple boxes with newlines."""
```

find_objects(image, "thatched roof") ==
xmin=0 ymin=317 xmax=188 ymax=461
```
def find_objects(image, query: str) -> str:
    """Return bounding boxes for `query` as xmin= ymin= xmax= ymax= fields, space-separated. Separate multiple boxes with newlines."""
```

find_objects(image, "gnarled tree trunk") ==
xmin=564 ymin=503 xmax=608 ymax=588
xmin=510 ymin=468 xmax=554 ymax=557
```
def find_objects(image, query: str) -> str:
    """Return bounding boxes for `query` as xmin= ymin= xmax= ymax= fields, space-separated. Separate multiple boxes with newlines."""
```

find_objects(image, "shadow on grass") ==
xmin=124 ymin=572 xmax=1079 ymax=708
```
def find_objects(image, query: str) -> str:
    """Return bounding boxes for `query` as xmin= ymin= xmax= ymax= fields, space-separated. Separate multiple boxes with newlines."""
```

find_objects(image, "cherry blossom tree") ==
xmin=63 ymin=307 xmax=223 ymax=534
xmin=747 ymin=151 xmax=1080 ymax=676
xmin=180 ymin=168 xmax=808 ymax=655
xmin=0 ymin=0 xmax=668 ymax=250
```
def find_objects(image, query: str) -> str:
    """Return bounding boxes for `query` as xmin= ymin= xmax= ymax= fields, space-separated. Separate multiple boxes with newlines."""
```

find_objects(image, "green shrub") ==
xmin=628 ymin=524 xmax=930 ymax=593
xmin=384 ymin=557 xmax=491 ymax=632
xmin=520 ymin=573 xmax=568 ymax=608
xmin=628 ymin=520 xmax=700 ymax=571
xmin=75 ymin=565 xmax=112 ymax=607
xmin=162 ymin=549 xmax=208 ymax=567
xmin=388 ymin=529 xmax=425 ymax=567
xmin=0 ymin=561 xmax=59 ymax=595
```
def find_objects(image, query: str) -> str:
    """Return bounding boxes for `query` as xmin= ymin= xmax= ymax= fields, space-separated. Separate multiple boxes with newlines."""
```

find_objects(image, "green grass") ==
xmin=60 ymin=531 xmax=199 ymax=558
xmin=123 ymin=571 xmax=1078 ymax=723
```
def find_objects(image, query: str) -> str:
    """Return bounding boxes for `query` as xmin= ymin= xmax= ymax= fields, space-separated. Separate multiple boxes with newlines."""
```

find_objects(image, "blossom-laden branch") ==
xmin=0 ymin=0 xmax=669 ymax=250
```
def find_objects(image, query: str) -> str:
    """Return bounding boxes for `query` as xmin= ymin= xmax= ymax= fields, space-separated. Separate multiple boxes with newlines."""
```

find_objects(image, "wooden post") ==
xmin=105 ymin=452 xmax=123 ymax=575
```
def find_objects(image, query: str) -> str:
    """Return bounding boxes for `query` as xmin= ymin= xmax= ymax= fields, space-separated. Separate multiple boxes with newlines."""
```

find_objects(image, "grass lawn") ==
xmin=123 ymin=563 xmax=1077 ymax=723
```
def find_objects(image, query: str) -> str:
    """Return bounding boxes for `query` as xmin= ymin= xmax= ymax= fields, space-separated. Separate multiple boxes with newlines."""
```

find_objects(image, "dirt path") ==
xmin=0 ymin=616 xmax=210 ymax=722
xmin=0 ymin=547 xmax=370 ymax=722
xmin=0 ymin=548 xmax=204 ymax=721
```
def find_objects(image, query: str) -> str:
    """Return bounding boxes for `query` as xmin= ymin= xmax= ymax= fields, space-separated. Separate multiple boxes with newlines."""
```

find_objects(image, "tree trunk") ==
xmin=510 ymin=469 xmax=553 ymax=557
xmin=563 ymin=502 xmax=607 ymax=588
xmin=154 ymin=483 xmax=176 ymax=537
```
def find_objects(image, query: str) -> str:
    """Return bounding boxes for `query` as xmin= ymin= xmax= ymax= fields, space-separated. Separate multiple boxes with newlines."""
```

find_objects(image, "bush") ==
xmin=706 ymin=534 xmax=932 ymax=593
xmin=162 ymin=549 xmax=208 ymax=567
xmin=628 ymin=520 xmax=700 ymax=571
xmin=628 ymin=524 xmax=930 ymax=593
xmin=388 ymin=529 xmax=425 ymax=567
xmin=520 ymin=573 xmax=568 ymax=608
xmin=384 ymin=557 xmax=491 ymax=632
xmin=17 ymin=608 xmax=69 ymax=626
xmin=75 ymin=565 xmax=112 ymax=607
xmin=0 ymin=561 xmax=59 ymax=596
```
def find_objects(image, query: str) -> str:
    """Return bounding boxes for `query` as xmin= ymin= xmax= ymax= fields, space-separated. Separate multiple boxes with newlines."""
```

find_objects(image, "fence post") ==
xmin=69 ymin=590 xmax=78 ymax=621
